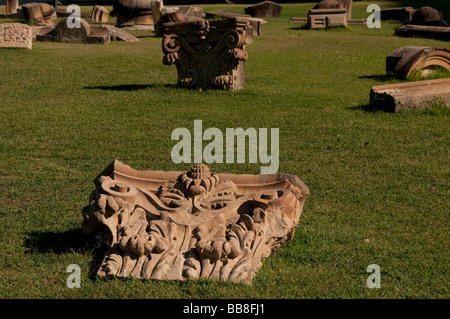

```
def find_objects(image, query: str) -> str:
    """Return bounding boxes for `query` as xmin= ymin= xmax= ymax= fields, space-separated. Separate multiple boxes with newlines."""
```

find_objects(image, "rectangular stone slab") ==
xmin=370 ymin=78 xmax=450 ymax=112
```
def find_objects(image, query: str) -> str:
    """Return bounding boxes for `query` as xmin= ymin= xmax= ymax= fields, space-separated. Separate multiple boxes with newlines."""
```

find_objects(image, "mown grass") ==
xmin=0 ymin=2 xmax=449 ymax=299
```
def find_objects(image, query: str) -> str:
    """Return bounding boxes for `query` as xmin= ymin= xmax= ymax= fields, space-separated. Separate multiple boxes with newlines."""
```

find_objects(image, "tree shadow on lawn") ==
xmin=83 ymin=84 xmax=178 ymax=91
xmin=23 ymin=228 xmax=109 ymax=280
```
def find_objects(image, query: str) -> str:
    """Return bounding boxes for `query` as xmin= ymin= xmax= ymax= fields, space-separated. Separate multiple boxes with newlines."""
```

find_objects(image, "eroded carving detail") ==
xmin=82 ymin=160 xmax=309 ymax=283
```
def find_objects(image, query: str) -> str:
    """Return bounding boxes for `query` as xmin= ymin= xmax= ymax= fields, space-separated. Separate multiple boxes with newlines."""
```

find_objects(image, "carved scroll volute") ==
xmin=81 ymin=175 xmax=139 ymax=243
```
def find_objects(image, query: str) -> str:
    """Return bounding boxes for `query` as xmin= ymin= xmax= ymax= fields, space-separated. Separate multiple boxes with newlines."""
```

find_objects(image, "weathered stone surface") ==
xmin=111 ymin=0 xmax=154 ymax=28
xmin=6 ymin=0 xmax=19 ymax=15
xmin=0 ymin=23 xmax=32 ymax=50
xmin=410 ymin=6 xmax=448 ymax=27
xmin=379 ymin=7 xmax=415 ymax=21
xmin=244 ymin=1 xmax=282 ymax=19
xmin=386 ymin=46 xmax=450 ymax=78
xmin=101 ymin=24 xmax=140 ymax=42
xmin=22 ymin=2 xmax=55 ymax=25
xmin=36 ymin=18 xmax=110 ymax=44
xmin=313 ymin=0 xmax=352 ymax=20
xmin=162 ymin=17 xmax=249 ymax=91
xmin=395 ymin=24 xmax=450 ymax=41
xmin=178 ymin=6 xmax=203 ymax=18
xmin=370 ymin=78 xmax=450 ymax=112
xmin=307 ymin=9 xmax=347 ymax=29
xmin=81 ymin=161 xmax=309 ymax=283
xmin=91 ymin=5 xmax=110 ymax=23
xmin=206 ymin=9 xmax=266 ymax=37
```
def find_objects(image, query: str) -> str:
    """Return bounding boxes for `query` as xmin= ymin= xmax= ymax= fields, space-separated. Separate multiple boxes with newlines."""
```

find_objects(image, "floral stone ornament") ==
xmin=162 ymin=17 xmax=249 ymax=91
xmin=81 ymin=160 xmax=309 ymax=284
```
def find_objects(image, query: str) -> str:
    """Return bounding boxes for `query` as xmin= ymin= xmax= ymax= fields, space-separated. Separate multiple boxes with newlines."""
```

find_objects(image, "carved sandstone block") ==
xmin=81 ymin=161 xmax=309 ymax=284
xmin=0 ymin=23 xmax=32 ymax=50
xmin=162 ymin=18 xmax=249 ymax=91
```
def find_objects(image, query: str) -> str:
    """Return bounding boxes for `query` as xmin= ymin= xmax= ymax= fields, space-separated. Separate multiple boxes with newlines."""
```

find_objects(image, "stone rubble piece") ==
xmin=6 ymin=0 xmax=19 ymax=15
xmin=0 ymin=23 xmax=32 ymax=49
xmin=161 ymin=17 xmax=249 ymax=91
xmin=313 ymin=0 xmax=352 ymax=20
xmin=101 ymin=24 xmax=140 ymax=42
xmin=36 ymin=18 xmax=110 ymax=44
xmin=244 ymin=1 xmax=282 ymax=19
xmin=395 ymin=24 xmax=450 ymax=41
xmin=91 ymin=5 xmax=110 ymax=23
xmin=111 ymin=0 xmax=154 ymax=29
xmin=206 ymin=9 xmax=266 ymax=39
xmin=22 ymin=2 xmax=55 ymax=25
xmin=370 ymin=78 xmax=450 ymax=112
xmin=81 ymin=161 xmax=310 ymax=284
xmin=386 ymin=46 xmax=450 ymax=78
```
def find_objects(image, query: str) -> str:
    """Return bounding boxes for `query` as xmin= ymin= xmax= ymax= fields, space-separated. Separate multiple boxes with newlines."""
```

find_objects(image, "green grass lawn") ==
xmin=0 ymin=1 xmax=449 ymax=299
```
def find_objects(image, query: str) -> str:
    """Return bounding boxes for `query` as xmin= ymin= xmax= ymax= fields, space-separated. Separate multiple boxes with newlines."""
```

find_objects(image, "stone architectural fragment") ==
xmin=101 ymin=25 xmax=140 ymax=42
xmin=386 ymin=46 xmax=450 ymax=78
xmin=307 ymin=9 xmax=347 ymax=29
xmin=370 ymin=78 xmax=450 ymax=112
xmin=162 ymin=17 xmax=249 ymax=91
xmin=410 ymin=6 xmax=448 ymax=27
xmin=314 ymin=0 xmax=352 ymax=20
xmin=6 ymin=0 xmax=19 ymax=15
xmin=111 ymin=0 xmax=154 ymax=28
xmin=91 ymin=5 xmax=110 ymax=23
xmin=36 ymin=18 xmax=110 ymax=44
xmin=395 ymin=24 xmax=450 ymax=41
xmin=244 ymin=1 xmax=282 ymax=19
xmin=0 ymin=23 xmax=32 ymax=49
xmin=206 ymin=9 xmax=266 ymax=38
xmin=22 ymin=2 xmax=55 ymax=25
xmin=81 ymin=161 xmax=309 ymax=283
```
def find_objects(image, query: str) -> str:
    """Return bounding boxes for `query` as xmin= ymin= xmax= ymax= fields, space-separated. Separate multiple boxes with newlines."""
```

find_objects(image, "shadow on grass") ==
xmin=83 ymin=84 xmax=178 ymax=91
xmin=24 ymin=228 xmax=109 ymax=279
xmin=349 ymin=103 xmax=394 ymax=113
xmin=359 ymin=74 xmax=399 ymax=82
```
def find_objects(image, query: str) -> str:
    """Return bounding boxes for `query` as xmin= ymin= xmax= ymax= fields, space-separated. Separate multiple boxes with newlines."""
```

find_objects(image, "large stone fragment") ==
xmin=395 ymin=24 xmax=450 ymax=41
xmin=162 ymin=18 xmax=249 ymax=91
xmin=370 ymin=78 xmax=450 ymax=112
xmin=0 ymin=23 xmax=32 ymax=49
xmin=101 ymin=25 xmax=139 ymax=42
xmin=313 ymin=0 xmax=352 ymax=20
xmin=6 ymin=0 xmax=19 ymax=15
xmin=36 ymin=18 xmax=110 ymax=44
xmin=91 ymin=5 xmax=110 ymax=23
xmin=307 ymin=9 xmax=347 ymax=29
xmin=386 ymin=46 xmax=450 ymax=78
xmin=244 ymin=1 xmax=282 ymax=18
xmin=111 ymin=0 xmax=154 ymax=28
xmin=410 ymin=6 xmax=448 ymax=27
xmin=81 ymin=161 xmax=309 ymax=284
xmin=22 ymin=2 xmax=55 ymax=25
